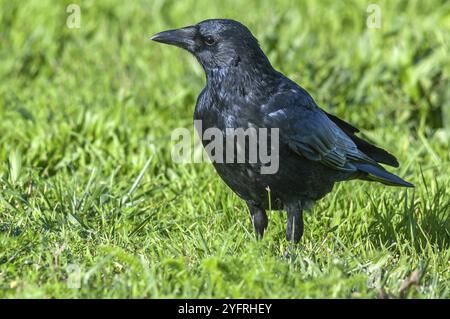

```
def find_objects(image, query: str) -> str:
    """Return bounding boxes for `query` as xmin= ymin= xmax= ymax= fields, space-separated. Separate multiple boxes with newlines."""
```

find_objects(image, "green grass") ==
xmin=0 ymin=0 xmax=449 ymax=298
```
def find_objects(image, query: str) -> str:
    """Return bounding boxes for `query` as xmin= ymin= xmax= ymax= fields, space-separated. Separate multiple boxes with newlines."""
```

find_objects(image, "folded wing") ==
xmin=324 ymin=111 xmax=399 ymax=167
xmin=265 ymin=94 xmax=413 ymax=187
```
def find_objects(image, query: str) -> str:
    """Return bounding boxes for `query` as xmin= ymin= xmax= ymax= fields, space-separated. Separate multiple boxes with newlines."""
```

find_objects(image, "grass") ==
xmin=0 ymin=0 xmax=449 ymax=298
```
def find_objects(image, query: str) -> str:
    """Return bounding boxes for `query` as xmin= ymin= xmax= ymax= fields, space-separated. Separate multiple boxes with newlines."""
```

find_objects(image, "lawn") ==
xmin=0 ymin=0 xmax=449 ymax=298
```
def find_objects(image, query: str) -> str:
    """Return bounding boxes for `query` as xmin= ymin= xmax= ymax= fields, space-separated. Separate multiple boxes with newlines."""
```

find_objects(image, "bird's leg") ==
xmin=285 ymin=201 xmax=304 ymax=243
xmin=246 ymin=202 xmax=268 ymax=239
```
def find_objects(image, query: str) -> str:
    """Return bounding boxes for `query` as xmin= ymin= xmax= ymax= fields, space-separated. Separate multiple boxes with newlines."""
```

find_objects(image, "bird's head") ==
xmin=151 ymin=19 xmax=272 ymax=72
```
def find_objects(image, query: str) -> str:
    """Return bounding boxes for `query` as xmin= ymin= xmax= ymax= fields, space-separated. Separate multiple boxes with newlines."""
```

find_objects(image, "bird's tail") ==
xmin=354 ymin=163 xmax=414 ymax=188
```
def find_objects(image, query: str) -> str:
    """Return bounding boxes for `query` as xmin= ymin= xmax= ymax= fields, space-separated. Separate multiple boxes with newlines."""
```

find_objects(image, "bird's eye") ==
xmin=204 ymin=36 xmax=216 ymax=46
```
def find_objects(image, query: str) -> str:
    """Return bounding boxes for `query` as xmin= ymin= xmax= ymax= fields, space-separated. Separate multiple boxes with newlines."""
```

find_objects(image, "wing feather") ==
xmin=265 ymin=93 xmax=377 ymax=172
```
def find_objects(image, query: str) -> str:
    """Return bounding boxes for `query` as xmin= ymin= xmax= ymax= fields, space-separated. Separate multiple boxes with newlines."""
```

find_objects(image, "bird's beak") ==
xmin=150 ymin=26 xmax=197 ymax=51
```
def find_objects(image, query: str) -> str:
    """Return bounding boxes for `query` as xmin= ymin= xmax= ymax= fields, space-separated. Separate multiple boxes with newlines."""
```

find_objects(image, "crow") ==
xmin=151 ymin=19 xmax=413 ymax=244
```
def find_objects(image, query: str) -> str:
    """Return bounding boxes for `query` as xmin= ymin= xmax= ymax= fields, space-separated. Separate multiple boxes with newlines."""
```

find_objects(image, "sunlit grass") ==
xmin=0 ymin=0 xmax=448 ymax=298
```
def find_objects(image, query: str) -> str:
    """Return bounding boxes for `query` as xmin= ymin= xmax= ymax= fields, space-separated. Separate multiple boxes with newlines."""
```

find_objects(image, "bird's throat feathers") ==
xmin=205 ymin=59 xmax=280 ymax=105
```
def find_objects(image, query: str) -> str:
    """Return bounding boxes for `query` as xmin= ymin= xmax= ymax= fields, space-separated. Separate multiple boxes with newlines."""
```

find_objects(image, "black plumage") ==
xmin=152 ymin=19 xmax=413 ymax=243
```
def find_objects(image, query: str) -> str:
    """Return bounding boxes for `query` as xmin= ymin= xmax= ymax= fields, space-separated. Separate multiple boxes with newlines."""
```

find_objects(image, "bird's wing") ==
xmin=323 ymin=111 xmax=399 ymax=167
xmin=289 ymin=110 xmax=375 ymax=172
xmin=263 ymin=91 xmax=413 ymax=187
xmin=264 ymin=93 xmax=377 ymax=172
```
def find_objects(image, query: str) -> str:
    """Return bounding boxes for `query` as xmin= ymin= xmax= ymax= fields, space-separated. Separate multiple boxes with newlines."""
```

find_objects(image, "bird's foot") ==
xmin=247 ymin=202 xmax=268 ymax=240
xmin=283 ymin=243 xmax=301 ymax=260
xmin=285 ymin=201 xmax=304 ymax=243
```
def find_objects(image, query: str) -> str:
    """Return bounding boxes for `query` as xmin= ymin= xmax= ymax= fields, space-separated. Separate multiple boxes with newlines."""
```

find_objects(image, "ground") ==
xmin=0 ymin=0 xmax=449 ymax=298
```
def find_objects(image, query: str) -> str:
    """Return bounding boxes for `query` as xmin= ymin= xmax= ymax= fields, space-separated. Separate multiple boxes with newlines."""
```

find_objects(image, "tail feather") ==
xmin=354 ymin=163 xmax=414 ymax=188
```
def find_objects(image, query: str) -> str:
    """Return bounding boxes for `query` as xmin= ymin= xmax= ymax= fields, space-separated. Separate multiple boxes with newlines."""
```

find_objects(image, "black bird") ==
xmin=151 ymin=19 xmax=413 ymax=243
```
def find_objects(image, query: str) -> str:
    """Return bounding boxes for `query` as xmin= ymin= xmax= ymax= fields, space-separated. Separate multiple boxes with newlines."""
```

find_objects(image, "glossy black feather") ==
xmin=324 ymin=111 xmax=399 ymax=167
